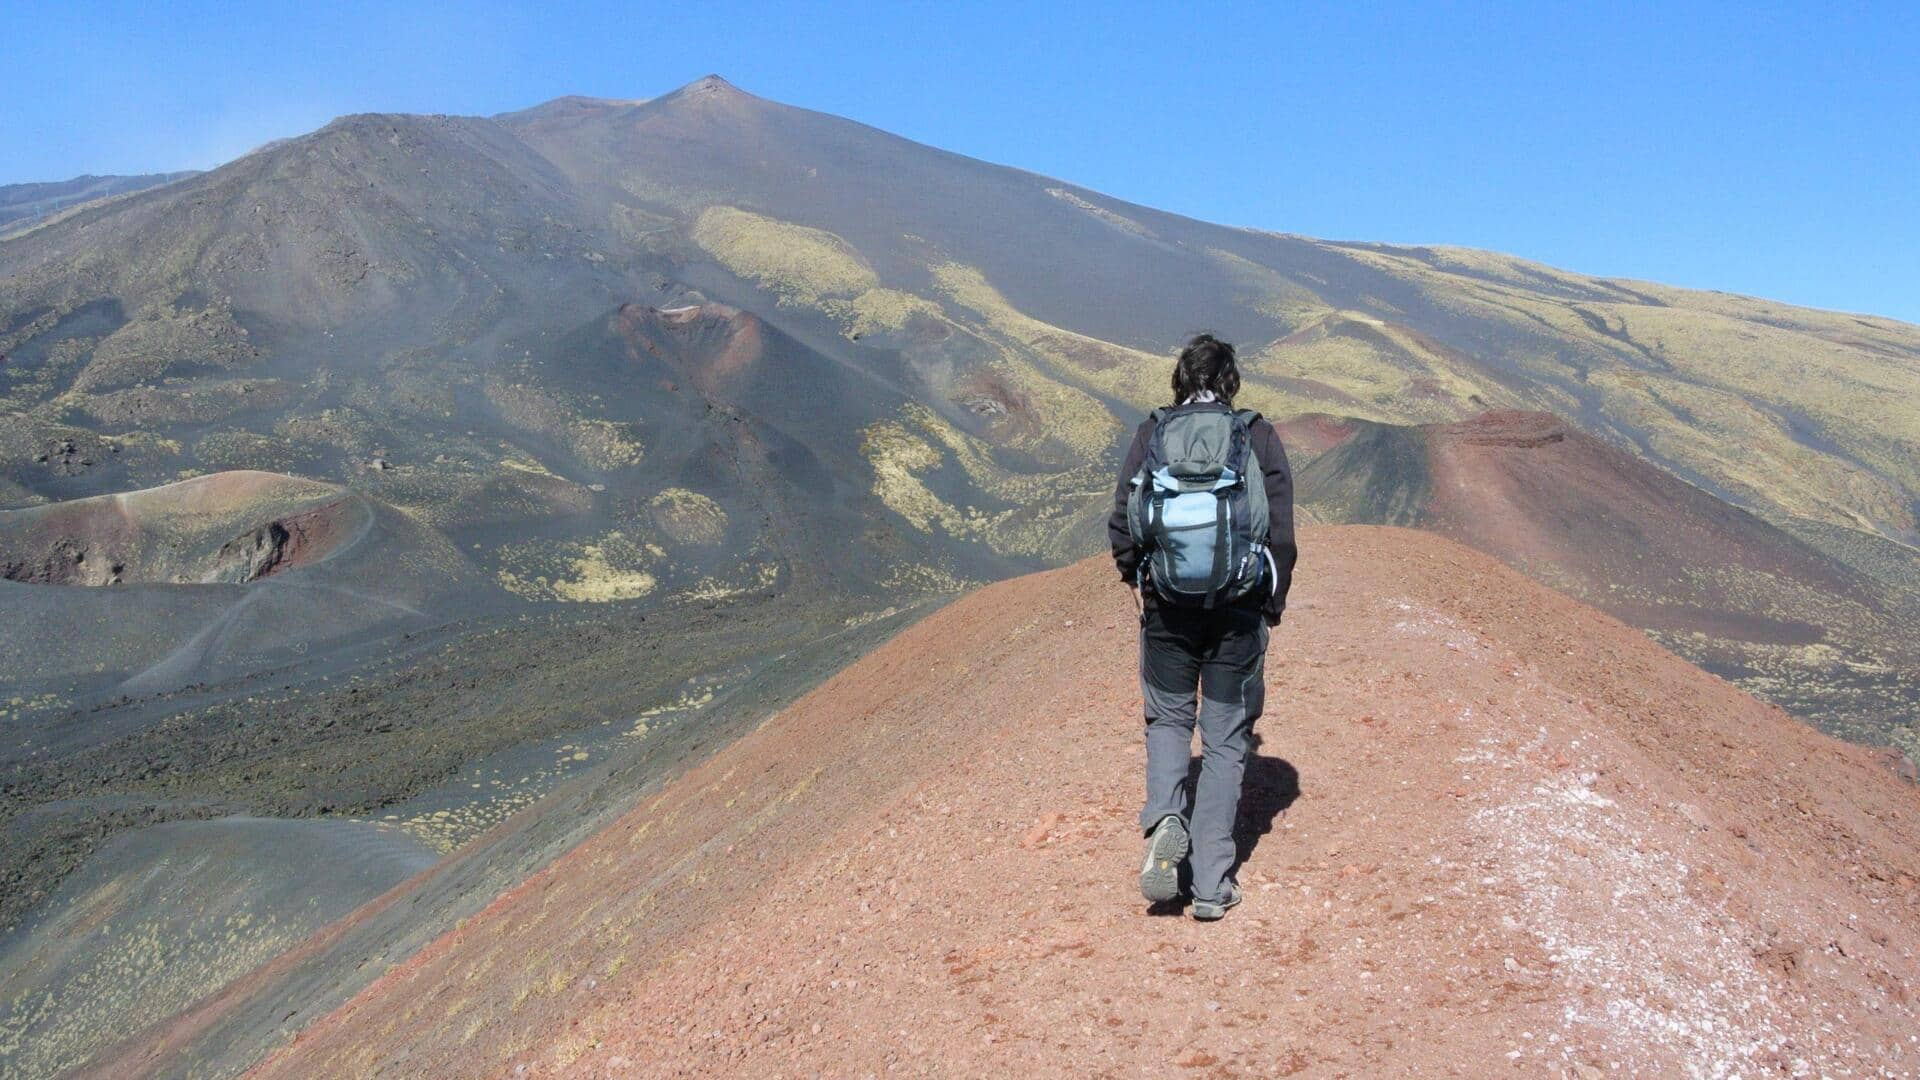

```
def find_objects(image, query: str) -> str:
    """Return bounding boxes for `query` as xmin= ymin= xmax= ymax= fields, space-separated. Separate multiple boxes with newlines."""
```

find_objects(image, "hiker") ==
xmin=1109 ymin=333 xmax=1296 ymax=920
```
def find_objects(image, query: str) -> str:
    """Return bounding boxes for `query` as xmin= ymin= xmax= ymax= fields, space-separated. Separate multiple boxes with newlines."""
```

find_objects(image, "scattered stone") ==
xmin=1019 ymin=812 xmax=1064 ymax=848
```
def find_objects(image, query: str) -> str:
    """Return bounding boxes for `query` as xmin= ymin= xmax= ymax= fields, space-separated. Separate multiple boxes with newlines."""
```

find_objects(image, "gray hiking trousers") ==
xmin=1138 ymin=598 xmax=1268 ymax=903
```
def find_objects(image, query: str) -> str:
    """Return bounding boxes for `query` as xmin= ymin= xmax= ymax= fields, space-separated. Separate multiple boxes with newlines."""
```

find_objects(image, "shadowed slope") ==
xmin=225 ymin=528 xmax=1920 ymax=1077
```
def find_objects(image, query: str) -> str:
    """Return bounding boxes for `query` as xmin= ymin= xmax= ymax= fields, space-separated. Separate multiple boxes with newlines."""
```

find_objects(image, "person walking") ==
xmin=1108 ymin=333 xmax=1296 ymax=920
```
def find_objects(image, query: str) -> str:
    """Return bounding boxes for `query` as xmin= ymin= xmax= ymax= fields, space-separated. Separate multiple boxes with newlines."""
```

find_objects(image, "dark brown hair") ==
xmin=1172 ymin=333 xmax=1239 ymax=405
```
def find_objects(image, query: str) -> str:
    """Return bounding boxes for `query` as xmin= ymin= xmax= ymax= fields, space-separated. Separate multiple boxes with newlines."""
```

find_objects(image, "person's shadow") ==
xmin=1147 ymin=733 xmax=1300 ymax=915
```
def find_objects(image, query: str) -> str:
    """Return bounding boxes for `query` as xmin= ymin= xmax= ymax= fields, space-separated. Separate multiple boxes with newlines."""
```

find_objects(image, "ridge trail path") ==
xmin=242 ymin=527 xmax=1920 ymax=1078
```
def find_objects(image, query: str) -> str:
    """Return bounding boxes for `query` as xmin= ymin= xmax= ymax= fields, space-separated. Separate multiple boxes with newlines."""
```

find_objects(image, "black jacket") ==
xmin=1108 ymin=404 xmax=1297 ymax=625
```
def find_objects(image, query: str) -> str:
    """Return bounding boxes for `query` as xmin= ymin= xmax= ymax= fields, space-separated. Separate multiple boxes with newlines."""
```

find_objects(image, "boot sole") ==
xmin=1191 ymin=891 xmax=1241 ymax=921
xmin=1139 ymin=820 xmax=1189 ymax=903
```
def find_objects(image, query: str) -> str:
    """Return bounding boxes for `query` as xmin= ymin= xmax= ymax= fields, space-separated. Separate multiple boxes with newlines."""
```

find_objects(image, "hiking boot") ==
xmin=1191 ymin=879 xmax=1242 ymax=921
xmin=1139 ymin=814 xmax=1189 ymax=903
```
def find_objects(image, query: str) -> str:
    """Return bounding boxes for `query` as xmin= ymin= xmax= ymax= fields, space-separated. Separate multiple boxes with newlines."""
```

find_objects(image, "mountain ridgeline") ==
xmin=4 ymin=75 xmax=1916 ymax=737
xmin=0 ymin=172 xmax=198 ymax=232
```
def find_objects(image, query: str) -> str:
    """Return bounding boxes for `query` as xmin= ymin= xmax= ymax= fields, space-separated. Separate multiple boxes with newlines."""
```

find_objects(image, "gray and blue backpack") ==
xmin=1126 ymin=404 xmax=1272 ymax=609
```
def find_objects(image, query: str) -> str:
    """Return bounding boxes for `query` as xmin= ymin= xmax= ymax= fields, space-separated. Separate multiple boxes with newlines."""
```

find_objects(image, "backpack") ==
xmin=1126 ymin=403 xmax=1270 ymax=609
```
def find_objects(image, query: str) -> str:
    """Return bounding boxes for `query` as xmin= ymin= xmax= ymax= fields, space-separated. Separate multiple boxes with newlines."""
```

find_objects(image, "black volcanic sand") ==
xmin=72 ymin=596 xmax=927 ymax=1080
xmin=0 ymin=581 xmax=898 ymax=928
xmin=0 ymin=816 xmax=435 ymax=1077
xmin=0 ymin=584 xmax=931 ymax=1076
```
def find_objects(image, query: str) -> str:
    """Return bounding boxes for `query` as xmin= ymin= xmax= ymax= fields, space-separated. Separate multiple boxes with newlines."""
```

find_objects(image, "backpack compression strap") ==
xmin=1203 ymin=491 xmax=1229 ymax=610
xmin=1195 ymin=411 xmax=1259 ymax=610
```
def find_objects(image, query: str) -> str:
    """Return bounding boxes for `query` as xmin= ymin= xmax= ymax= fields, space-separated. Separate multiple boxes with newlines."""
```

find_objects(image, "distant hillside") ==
xmin=0 ymin=172 xmax=196 ymax=231
xmin=1288 ymin=410 xmax=1920 ymax=746
xmin=2 ymin=76 xmax=1914 ymax=728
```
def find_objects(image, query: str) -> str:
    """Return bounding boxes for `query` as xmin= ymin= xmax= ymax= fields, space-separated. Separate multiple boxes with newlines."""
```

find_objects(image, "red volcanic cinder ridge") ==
xmin=229 ymin=526 xmax=1920 ymax=1078
xmin=0 ymin=471 xmax=362 ymax=586
xmin=611 ymin=300 xmax=764 ymax=395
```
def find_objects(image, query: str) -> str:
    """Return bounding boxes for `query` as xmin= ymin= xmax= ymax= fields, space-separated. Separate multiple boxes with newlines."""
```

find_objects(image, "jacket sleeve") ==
xmin=1108 ymin=420 xmax=1153 ymax=583
xmin=1253 ymin=419 xmax=1297 ymax=625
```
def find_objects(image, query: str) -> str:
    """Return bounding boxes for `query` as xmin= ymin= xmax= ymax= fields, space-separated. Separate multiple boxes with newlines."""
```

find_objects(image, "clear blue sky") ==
xmin=5 ymin=1 xmax=1917 ymax=322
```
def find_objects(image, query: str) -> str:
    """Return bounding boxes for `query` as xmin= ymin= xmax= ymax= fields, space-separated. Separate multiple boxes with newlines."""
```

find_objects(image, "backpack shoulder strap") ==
xmin=1235 ymin=408 xmax=1267 ymax=492
xmin=1138 ymin=408 xmax=1171 ymax=474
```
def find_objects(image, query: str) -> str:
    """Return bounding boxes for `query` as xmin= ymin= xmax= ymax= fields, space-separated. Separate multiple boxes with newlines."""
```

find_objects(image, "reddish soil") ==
xmin=955 ymin=369 xmax=1043 ymax=447
xmin=246 ymin=527 xmax=1920 ymax=1077
xmin=206 ymin=498 xmax=357 ymax=582
xmin=1270 ymin=413 xmax=1361 ymax=461
xmin=0 ymin=472 xmax=358 ymax=585
xmin=1413 ymin=412 xmax=1871 ymax=645
xmin=612 ymin=302 xmax=763 ymax=396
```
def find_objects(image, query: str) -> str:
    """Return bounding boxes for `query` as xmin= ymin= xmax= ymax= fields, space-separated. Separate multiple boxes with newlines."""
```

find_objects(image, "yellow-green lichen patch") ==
xmin=691 ymin=206 xmax=878 ymax=307
xmin=1205 ymin=247 xmax=1328 ymax=327
xmin=1326 ymin=239 xmax=1920 ymax=538
xmin=566 ymin=418 xmax=645 ymax=470
xmin=842 ymin=605 xmax=906 ymax=630
xmin=495 ymin=531 xmax=657 ymax=603
xmin=647 ymin=488 xmax=728 ymax=546
xmin=691 ymin=206 xmax=944 ymax=339
xmin=73 ymin=378 xmax=297 ymax=429
xmin=552 ymin=539 xmax=656 ymax=603
xmin=858 ymin=405 xmax=1111 ymax=560
xmin=378 ymin=747 xmax=608 ymax=852
xmin=880 ymin=558 xmax=971 ymax=597
xmin=482 ymin=377 xmax=644 ymax=471
xmin=623 ymin=682 xmax=718 ymax=739
xmin=192 ymin=430 xmax=310 ymax=474
xmin=1589 ymin=368 xmax=1913 ymax=534
xmin=679 ymin=560 xmax=779 ymax=602
xmin=860 ymin=419 xmax=959 ymax=534
xmin=1046 ymin=187 xmax=1155 ymax=239
xmin=925 ymin=262 xmax=1140 ymax=451
xmin=1247 ymin=310 xmax=1501 ymax=424
xmin=820 ymin=287 xmax=946 ymax=337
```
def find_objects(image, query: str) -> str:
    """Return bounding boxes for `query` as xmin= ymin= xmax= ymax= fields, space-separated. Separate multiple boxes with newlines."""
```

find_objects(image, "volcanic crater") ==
xmin=0 ymin=470 xmax=365 ymax=587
